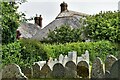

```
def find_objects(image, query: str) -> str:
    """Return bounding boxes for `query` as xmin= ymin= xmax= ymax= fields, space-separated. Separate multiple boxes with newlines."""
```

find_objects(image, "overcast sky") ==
xmin=18 ymin=0 xmax=119 ymax=27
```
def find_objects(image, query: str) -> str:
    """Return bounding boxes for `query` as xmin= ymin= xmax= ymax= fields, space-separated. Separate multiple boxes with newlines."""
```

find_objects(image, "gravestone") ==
xmin=84 ymin=50 xmax=89 ymax=64
xmin=68 ymin=51 xmax=77 ymax=64
xmin=65 ymin=61 xmax=77 ymax=78
xmin=105 ymin=55 xmax=117 ymax=71
xmin=38 ymin=61 xmax=46 ymax=70
xmin=63 ymin=55 xmax=69 ymax=66
xmin=59 ymin=54 xmax=64 ymax=64
xmin=104 ymin=70 xmax=110 ymax=78
xmin=110 ymin=59 xmax=120 ymax=79
xmin=65 ymin=61 xmax=76 ymax=71
xmin=47 ymin=57 xmax=55 ymax=70
xmin=91 ymin=57 xmax=105 ymax=78
xmin=40 ymin=64 xmax=51 ymax=78
xmin=77 ymin=50 xmax=89 ymax=64
xmin=2 ymin=64 xmax=27 ymax=80
xmin=77 ymin=61 xmax=89 ymax=78
xmin=21 ymin=67 xmax=32 ymax=78
xmin=52 ymin=63 xmax=65 ymax=78
xmin=32 ymin=63 xmax=41 ymax=78
xmin=54 ymin=58 xmax=58 ymax=64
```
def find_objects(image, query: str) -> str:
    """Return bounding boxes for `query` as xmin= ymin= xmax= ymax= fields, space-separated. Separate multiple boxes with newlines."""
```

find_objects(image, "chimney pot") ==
xmin=60 ymin=2 xmax=68 ymax=12
xmin=34 ymin=14 xmax=43 ymax=28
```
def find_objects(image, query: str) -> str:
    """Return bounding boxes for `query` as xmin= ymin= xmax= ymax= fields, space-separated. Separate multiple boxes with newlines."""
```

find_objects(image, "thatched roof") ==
xmin=32 ymin=10 xmax=88 ymax=40
xmin=17 ymin=23 xmax=41 ymax=38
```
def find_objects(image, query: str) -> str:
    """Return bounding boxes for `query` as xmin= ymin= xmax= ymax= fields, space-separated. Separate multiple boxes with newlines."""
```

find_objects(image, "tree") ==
xmin=0 ymin=1 xmax=26 ymax=44
xmin=44 ymin=25 xmax=82 ymax=44
xmin=83 ymin=11 xmax=120 ymax=43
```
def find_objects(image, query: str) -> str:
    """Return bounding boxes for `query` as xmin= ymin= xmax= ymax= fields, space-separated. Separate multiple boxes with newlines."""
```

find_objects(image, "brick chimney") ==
xmin=60 ymin=2 xmax=68 ymax=12
xmin=34 ymin=14 xmax=43 ymax=28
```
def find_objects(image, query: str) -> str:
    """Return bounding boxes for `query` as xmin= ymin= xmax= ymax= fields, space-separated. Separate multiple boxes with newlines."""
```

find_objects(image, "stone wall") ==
xmin=1 ymin=51 xmax=120 ymax=79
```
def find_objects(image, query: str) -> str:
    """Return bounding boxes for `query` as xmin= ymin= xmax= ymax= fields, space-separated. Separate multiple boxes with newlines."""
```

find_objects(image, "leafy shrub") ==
xmin=83 ymin=11 xmax=120 ymax=43
xmin=20 ymin=39 xmax=48 ymax=67
xmin=43 ymin=25 xmax=83 ymax=44
xmin=2 ymin=39 xmax=48 ymax=67
xmin=1 ymin=2 xmax=26 ymax=44
xmin=2 ymin=41 xmax=23 ymax=66
xmin=44 ymin=40 xmax=120 ymax=62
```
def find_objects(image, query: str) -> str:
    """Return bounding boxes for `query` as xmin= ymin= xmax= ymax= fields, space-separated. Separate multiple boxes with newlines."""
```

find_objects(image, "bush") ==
xmin=83 ymin=11 xmax=120 ymax=43
xmin=20 ymin=39 xmax=48 ymax=66
xmin=2 ymin=39 xmax=48 ymax=67
xmin=2 ymin=41 xmax=23 ymax=66
xmin=44 ymin=40 xmax=120 ymax=62
xmin=43 ymin=25 xmax=82 ymax=44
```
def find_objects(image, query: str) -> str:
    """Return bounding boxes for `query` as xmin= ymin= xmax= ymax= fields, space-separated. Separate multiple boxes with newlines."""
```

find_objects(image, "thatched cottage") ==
xmin=17 ymin=2 xmax=88 ymax=40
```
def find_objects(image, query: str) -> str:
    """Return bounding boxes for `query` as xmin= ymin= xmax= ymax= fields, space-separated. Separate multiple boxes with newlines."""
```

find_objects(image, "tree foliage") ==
xmin=2 ymin=39 xmax=48 ymax=67
xmin=0 ymin=1 xmax=26 ymax=44
xmin=84 ymin=11 xmax=120 ymax=43
xmin=44 ymin=25 xmax=82 ymax=44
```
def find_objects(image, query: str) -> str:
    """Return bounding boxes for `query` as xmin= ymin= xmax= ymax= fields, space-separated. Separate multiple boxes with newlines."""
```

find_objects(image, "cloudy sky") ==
xmin=18 ymin=0 xmax=119 ymax=27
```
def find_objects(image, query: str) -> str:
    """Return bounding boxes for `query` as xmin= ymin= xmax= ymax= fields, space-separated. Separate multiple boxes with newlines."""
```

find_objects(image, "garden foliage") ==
xmin=2 ymin=39 xmax=48 ymax=67
xmin=44 ymin=41 xmax=120 ymax=62
xmin=83 ymin=11 xmax=120 ymax=43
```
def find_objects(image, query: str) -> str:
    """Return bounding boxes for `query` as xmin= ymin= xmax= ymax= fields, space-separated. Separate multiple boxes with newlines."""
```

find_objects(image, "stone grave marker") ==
xmin=54 ymin=58 xmax=58 ymax=64
xmin=68 ymin=51 xmax=77 ymax=64
xmin=65 ymin=61 xmax=76 ymax=71
xmin=59 ymin=54 xmax=64 ymax=64
xmin=52 ymin=63 xmax=65 ymax=78
xmin=77 ymin=61 xmax=89 ymax=78
xmin=110 ymin=59 xmax=120 ymax=79
xmin=63 ymin=55 xmax=69 ymax=66
xmin=84 ymin=50 xmax=89 ymax=64
xmin=105 ymin=55 xmax=117 ymax=71
xmin=104 ymin=70 xmax=110 ymax=78
xmin=40 ymin=64 xmax=51 ymax=78
xmin=21 ymin=67 xmax=32 ymax=78
xmin=2 ymin=64 xmax=27 ymax=80
xmin=47 ymin=57 xmax=55 ymax=70
xmin=32 ymin=62 xmax=41 ymax=78
xmin=65 ymin=61 xmax=77 ymax=78
xmin=77 ymin=50 xmax=89 ymax=64
xmin=91 ymin=57 xmax=105 ymax=78
xmin=38 ymin=61 xmax=46 ymax=70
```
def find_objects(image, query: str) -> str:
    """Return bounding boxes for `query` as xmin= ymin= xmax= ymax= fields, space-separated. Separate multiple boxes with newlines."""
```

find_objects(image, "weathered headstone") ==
xmin=32 ymin=63 xmax=41 ymax=78
xmin=91 ymin=57 xmax=105 ymax=78
xmin=105 ymin=55 xmax=117 ymax=71
xmin=65 ymin=61 xmax=76 ymax=71
xmin=59 ymin=54 xmax=64 ymax=64
xmin=110 ymin=59 xmax=120 ymax=79
xmin=65 ymin=61 xmax=77 ymax=78
xmin=63 ymin=55 xmax=69 ymax=66
xmin=52 ymin=63 xmax=65 ymax=78
xmin=68 ymin=51 xmax=77 ymax=64
xmin=38 ymin=61 xmax=46 ymax=70
xmin=77 ymin=50 xmax=89 ymax=64
xmin=21 ymin=67 xmax=32 ymax=78
xmin=64 ymin=67 xmax=77 ymax=78
xmin=84 ymin=50 xmax=89 ymax=64
xmin=54 ymin=58 xmax=58 ymax=64
xmin=104 ymin=70 xmax=110 ymax=78
xmin=2 ymin=64 xmax=27 ymax=80
xmin=40 ymin=64 xmax=51 ymax=78
xmin=47 ymin=58 xmax=55 ymax=70
xmin=77 ymin=61 xmax=89 ymax=78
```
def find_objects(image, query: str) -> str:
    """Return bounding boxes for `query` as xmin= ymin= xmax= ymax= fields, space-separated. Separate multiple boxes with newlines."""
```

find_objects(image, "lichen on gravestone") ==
xmin=2 ymin=64 xmax=27 ymax=80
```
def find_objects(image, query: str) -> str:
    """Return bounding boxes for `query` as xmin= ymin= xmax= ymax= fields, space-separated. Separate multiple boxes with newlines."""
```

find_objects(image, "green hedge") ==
xmin=44 ymin=40 xmax=120 ymax=62
xmin=2 ymin=39 xmax=48 ymax=68
xmin=2 ymin=40 xmax=120 ymax=67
